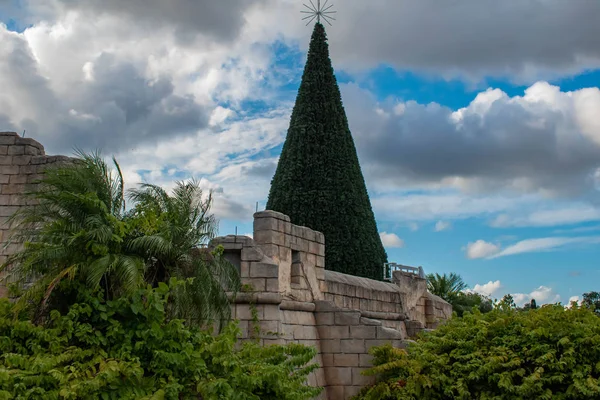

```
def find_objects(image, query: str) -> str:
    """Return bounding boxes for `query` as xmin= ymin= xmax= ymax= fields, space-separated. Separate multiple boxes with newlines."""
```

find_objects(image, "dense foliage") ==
xmin=582 ymin=291 xmax=600 ymax=315
xmin=1 ymin=152 xmax=239 ymax=325
xmin=356 ymin=305 xmax=600 ymax=399
xmin=0 ymin=280 xmax=321 ymax=399
xmin=266 ymin=22 xmax=387 ymax=280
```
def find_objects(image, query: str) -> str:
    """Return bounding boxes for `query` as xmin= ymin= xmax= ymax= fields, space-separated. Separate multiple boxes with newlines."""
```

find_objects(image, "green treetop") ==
xmin=266 ymin=23 xmax=387 ymax=280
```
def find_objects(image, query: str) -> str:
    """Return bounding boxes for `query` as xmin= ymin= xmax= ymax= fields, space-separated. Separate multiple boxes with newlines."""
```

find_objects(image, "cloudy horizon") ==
xmin=2 ymin=0 xmax=600 ymax=306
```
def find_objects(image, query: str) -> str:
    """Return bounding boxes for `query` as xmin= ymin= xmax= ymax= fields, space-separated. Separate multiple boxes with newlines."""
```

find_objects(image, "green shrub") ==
xmin=0 ymin=280 xmax=321 ymax=399
xmin=357 ymin=305 xmax=600 ymax=399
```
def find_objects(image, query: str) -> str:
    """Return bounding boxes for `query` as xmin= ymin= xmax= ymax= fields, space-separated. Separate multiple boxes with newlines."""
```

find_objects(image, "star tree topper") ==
xmin=301 ymin=0 xmax=337 ymax=26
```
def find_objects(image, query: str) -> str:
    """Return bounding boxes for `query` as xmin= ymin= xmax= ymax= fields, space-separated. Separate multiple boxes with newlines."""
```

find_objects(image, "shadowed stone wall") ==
xmin=212 ymin=210 xmax=452 ymax=399
xmin=0 ymin=132 xmax=74 ymax=296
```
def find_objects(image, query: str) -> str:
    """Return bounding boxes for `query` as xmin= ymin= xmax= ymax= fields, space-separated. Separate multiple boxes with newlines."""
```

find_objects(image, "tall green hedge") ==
xmin=357 ymin=305 xmax=600 ymax=399
xmin=0 ymin=280 xmax=321 ymax=399
xmin=266 ymin=23 xmax=387 ymax=280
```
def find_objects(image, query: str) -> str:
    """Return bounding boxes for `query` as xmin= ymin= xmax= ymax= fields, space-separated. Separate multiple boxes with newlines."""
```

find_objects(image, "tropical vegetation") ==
xmin=0 ymin=152 xmax=320 ymax=399
xmin=1 ymin=151 xmax=239 ymax=326
xmin=356 ymin=303 xmax=600 ymax=399
xmin=0 ymin=280 xmax=321 ymax=399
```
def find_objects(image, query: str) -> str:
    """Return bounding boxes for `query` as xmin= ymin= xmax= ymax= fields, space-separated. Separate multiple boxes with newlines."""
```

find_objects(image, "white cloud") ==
xmin=465 ymin=240 xmax=500 ymax=259
xmin=489 ymin=236 xmax=600 ymax=259
xmin=379 ymin=232 xmax=405 ymax=248
xmin=434 ymin=220 xmax=451 ymax=232
xmin=491 ymin=206 xmax=600 ymax=228
xmin=513 ymin=286 xmax=560 ymax=307
xmin=472 ymin=280 xmax=502 ymax=297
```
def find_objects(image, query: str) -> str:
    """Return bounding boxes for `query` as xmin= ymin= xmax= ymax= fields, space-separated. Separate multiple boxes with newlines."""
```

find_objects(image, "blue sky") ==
xmin=2 ymin=0 xmax=600 ymax=306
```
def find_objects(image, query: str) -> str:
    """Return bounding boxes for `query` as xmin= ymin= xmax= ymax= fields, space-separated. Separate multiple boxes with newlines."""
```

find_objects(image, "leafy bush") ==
xmin=0 ymin=280 xmax=321 ymax=399
xmin=357 ymin=305 xmax=600 ymax=399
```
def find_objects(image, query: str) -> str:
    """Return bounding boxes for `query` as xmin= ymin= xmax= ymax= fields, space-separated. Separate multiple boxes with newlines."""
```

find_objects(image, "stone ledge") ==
xmin=280 ymin=300 xmax=316 ymax=312
xmin=228 ymin=292 xmax=282 ymax=305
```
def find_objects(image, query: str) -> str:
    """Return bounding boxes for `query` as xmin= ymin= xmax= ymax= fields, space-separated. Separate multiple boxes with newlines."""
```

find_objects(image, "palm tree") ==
xmin=2 ymin=152 xmax=239 ymax=327
xmin=126 ymin=180 xmax=240 ymax=326
xmin=426 ymin=272 xmax=468 ymax=302
xmin=1 ymin=151 xmax=144 ymax=317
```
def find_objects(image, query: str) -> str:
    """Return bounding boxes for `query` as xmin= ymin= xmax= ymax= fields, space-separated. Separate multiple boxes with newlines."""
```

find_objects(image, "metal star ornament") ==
xmin=301 ymin=0 xmax=337 ymax=26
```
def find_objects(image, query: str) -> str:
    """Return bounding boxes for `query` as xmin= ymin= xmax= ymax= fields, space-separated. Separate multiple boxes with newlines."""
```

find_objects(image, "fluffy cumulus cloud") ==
xmin=379 ymin=232 xmax=405 ymax=248
xmin=512 ymin=286 xmax=560 ymax=307
xmin=465 ymin=240 xmax=500 ymax=259
xmin=472 ymin=280 xmax=502 ymax=297
xmin=2 ymin=0 xmax=600 ymax=228
xmin=345 ymin=82 xmax=600 ymax=199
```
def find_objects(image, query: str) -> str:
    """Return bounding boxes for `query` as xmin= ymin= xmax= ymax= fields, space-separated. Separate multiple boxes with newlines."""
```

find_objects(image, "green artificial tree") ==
xmin=266 ymin=23 xmax=387 ymax=280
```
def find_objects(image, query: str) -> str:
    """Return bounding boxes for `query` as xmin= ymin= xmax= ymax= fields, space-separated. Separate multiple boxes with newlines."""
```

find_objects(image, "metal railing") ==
xmin=383 ymin=263 xmax=425 ymax=281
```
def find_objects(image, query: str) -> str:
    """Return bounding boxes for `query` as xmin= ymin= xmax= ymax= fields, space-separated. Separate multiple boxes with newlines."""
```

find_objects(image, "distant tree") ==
xmin=496 ymin=294 xmax=516 ymax=311
xmin=582 ymin=291 xmax=600 ymax=315
xmin=452 ymin=292 xmax=493 ymax=317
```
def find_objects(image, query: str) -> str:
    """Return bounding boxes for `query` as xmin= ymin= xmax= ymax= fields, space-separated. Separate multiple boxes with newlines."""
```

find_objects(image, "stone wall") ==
xmin=212 ymin=210 xmax=452 ymax=399
xmin=0 ymin=132 xmax=74 ymax=296
xmin=0 ymin=131 xmax=452 ymax=399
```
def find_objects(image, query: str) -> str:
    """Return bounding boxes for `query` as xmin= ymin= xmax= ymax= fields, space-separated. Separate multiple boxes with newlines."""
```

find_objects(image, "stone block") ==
xmin=294 ymin=326 xmax=318 ymax=340
xmin=0 ymin=206 xmax=18 ymax=217
xmin=253 ymin=210 xmax=290 ymax=222
xmin=261 ymin=304 xmax=279 ymax=321
xmin=340 ymin=339 xmax=365 ymax=353
xmin=314 ymin=300 xmax=338 ymax=312
xmin=254 ymin=216 xmax=278 ymax=232
xmin=326 ymin=386 xmax=344 ymax=399
xmin=0 ymin=175 xmax=8 ymax=184
xmin=319 ymin=339 xmax=341 ymax=354
xmin=241 ymin=247 xmax=262 ymax=262
xmin=12 ymin=156 xmax=32 ymax=165
xmin=0 ymin=156 xmax=12 ymax=165
xmin=235 ymin=304 xmax=260 ymax=320
xmin=321 ymin=353 xmax=333 ymax=366
xmin=279 ymin=246 xmax=290 ymax=261
xmin=24 ymin=146 xmax=40 ymax=156
xmin=2 ymin=166 xmax=19 ymax=175
xmin=266 ymin=278 xmax=279 ymax=292
xmin=259 ymin=320 xmax=280 ymax=335
xmin=0 ymin=195 xmax=9 ymax=206
xmin=9 ymin=195 xmax=26 ymax=206
xmin=0 ymin=134 xmax=16 ymax=145
xmin=335 ymin=311 xmax=361 ymax=326
xmin=334 ymin=354 xmax=359 ymax=367
xmin=359 ymin=353 xmax=374 ymax=367
xmin=350 ymin=326 xmax=377 ymax=339
xmin=250 ymin=262 xmax=278 ymax=278
xmin=303 ymin=227 xmax=316 ymax=242
xmin=377 ymin=326 xmax=404 ymax=340
xmin=18 ymin=165 xmax=36 ymax=174
xmin=315 ymin=266 xmax=325 ymax=281
xmin=0 ymin=146 xmax=7 ymax=155
xmin=296 ymin=311 xmax=315 ymax=325
xmin=2 ymin=185 xmax=24 ymax=195
xmin=9 ymin=175 xmax=27 ymax=184
xmin=7 ymin=146 xmax=24 ymax=156
xmin=319 ymin=325 xmax=349 ymax=339
xmin=324 ymin=367 xmax=352 ymax=386
xmin=242 ymin=278 xmax=266 ymax=292
xmin=315 ymin=312 xmax=334 ymax=326
xmin=240 ymin=261 xmax=250 ymax=278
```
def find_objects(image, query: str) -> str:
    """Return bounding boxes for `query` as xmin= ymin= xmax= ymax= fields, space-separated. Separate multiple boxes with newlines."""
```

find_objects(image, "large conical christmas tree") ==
xmin=266 ymin=22 xmax=387 ymax=280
